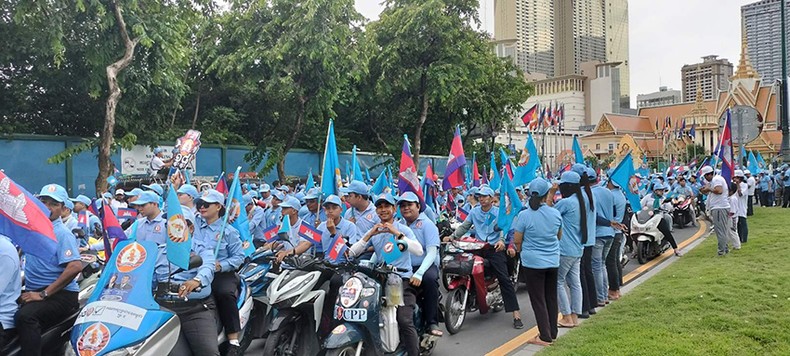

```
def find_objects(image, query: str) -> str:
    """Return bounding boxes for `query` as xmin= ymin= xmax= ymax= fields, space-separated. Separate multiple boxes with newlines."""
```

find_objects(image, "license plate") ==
xmin=337 ymin=307 xmax=367 ymax=322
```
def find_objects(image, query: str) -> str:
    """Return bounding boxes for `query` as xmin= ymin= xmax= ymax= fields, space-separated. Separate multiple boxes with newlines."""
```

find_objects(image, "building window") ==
xmin=608 ymin=143 xmax=614 ymax=152
xmin=596 ymin=143 xmax=601 ymax=150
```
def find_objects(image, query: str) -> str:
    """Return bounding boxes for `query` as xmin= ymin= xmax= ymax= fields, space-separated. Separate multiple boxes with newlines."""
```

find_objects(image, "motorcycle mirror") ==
xmin=188 ymin=255 xmax=203 ymax=270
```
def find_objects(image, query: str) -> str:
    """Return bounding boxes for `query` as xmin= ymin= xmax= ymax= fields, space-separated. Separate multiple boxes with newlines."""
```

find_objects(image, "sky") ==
xmin=354 ymin=0 xmax=756 ymax=107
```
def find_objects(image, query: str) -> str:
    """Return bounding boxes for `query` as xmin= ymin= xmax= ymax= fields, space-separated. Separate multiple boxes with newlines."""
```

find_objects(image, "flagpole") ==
xmin=215 ymin=166 xmax=241 ymax=257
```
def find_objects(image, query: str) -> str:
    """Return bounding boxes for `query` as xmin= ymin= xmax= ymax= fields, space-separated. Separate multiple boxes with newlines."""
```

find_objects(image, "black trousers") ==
xmin=479 ymin=249 xmax=520 ymax=313
xmin=0 ymin=324 xmax=16 ymax=349
xmin=747 ymin=195 xmax=754 ymax=216
xmin=160 ymin=297 xmax=219 ymax=356
xmin=212 ymin=271 xmax=241 ymax=335
xmin=657 ymin=219 xmax=678 ymax=249
xmin=397 ymin=286 xmax=420 ymax=356
xmin=14 ymin=290 xmax=78 ymax=356
xmin=605 ymin=234 xmax=623 ymax=291
xmin=522 ymin=267 xmax=558 ymax=342
xmin=580 ymin=246 xmax=596 ymax=312
xmin=761 ymin=191 xmax=772 ymax=207
xmin=412 ymin=264 xmax=440 ymax=327
xmin=784 ymin=188 xmax=790 ymax=208
xmin=737 ymin=216 xmax=748 ymax=243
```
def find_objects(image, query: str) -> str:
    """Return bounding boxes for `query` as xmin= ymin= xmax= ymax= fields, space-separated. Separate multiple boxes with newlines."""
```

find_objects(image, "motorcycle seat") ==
xmin=1 ymin=309 xmax=79 ymax=355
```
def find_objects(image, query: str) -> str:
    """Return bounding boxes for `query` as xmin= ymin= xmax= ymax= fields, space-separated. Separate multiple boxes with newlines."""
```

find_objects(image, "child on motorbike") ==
xmin=640 ymin=183 xmax=683 ymax=256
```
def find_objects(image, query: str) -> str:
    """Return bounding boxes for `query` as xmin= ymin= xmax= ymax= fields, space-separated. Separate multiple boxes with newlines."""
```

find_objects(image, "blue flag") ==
xmin=305 ymin=168 xmax=315 ymax=191
xmin=489 ymin=151 xmax=501 ymax=191
xmin=609 ymin=152 xmax=641 ymax=211
xmin=165 ymin=183 xmax=192 ymax=269
xmin=371 ymin=170 xmax=390 ymax=195
xmin=345 ymin=161 xmax=352 ymax=184
xmin=321 ymin=120 xmax=342 ymax=197
xmin=365 ymin=168 xmax=372 ymax=184
xmin=352 ymin=145 xmax=364 ymax=182
xmin=756 ymin=151 xmax=767 ymax=169
xmin=573 ymin=135 xmax=584 ymax=164
xmin=748 ymin=151 xmax=761 ymax=174
xmin=497 ymin=173 xmax=523 ymax=234
xmin=513 ymin=132 xmax=540 ymax=186
xmin=230 ymin=175 xmax=256 ymax=256
xmin=381 ymin=235 xmax=402 ymax=264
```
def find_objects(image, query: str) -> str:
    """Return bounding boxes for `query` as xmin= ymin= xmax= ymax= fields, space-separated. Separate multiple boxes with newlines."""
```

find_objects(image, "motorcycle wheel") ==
xmin=676 ymin=214 xmax=685 ymax=228
xmin=325 ymin=344 xmax=359 ymax=356
xmin=637 ymin=240 xmax=650 ymax=264
xmin=262 ymin=321 xmax=298 ymax=356
xmin=441 ymin=270 xmax=451 ymax=290
xmin=444 ymin=288 xmax=467 ymax=335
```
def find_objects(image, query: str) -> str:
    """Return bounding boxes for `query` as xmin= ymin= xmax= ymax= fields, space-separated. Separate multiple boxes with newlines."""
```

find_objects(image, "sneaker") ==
xmin=226 ymin=344 xmax=242 ymax=356
xmin=514 ymin=318 xmax=524 ymax=329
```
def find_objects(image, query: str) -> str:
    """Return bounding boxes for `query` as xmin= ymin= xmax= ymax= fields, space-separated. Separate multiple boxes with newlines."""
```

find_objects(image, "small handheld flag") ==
xmin=262 ymin=224 xmax=279 ymax=243
xmin=457 ymin=207 xmax=469 ymax=221
xmin=298 ymin=220 xmax=322 ymax=246
xmin=0 ymin=172 xmax=59 ymax=264
xmin=380 ymin=235 xmax=402 ymax=264
xmin=327 ymin=233 xmax=348 ymax=263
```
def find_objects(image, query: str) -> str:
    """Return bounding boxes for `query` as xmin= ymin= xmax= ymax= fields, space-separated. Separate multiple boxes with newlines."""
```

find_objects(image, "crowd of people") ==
xmin=1 ymin=154 xmax=788 ymax=356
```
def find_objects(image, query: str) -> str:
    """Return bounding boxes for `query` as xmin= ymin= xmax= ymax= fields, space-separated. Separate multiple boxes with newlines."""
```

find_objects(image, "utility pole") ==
xmin=781 ymin=0 xmax=790 ymax=161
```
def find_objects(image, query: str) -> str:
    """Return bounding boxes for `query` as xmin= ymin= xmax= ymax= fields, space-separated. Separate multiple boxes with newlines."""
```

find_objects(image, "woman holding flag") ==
xmin=193 ymin=189 xmax=245 ymax=356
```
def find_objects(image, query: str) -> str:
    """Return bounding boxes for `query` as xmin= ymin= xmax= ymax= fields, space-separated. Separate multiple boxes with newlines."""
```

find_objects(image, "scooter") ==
xmin=237 ymin=248 xmax=279 ymax=346
xmin=262 ymin=253 xmax=335 ymax=356
xmin=441 ymin=238 xmax=504 ymax=335
xmin=323 ymin=262 xmax=439 ymax=356
xmin=630 ymin=208 xmax=671 ymax=264
xmin=672 ymin=195 xmax=695 ymax=228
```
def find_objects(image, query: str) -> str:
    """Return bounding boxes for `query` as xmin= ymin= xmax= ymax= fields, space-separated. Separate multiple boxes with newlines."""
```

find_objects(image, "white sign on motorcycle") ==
xmin=336 ymin=306 xmax=367 ymax=322
xmin=75 ymin=301 xmax=148 ymax=331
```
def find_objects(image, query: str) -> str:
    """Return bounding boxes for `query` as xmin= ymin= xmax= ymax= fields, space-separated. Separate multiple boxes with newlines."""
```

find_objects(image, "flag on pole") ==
xmin=521 ymin=104 xmax=539 ymax=127
xmin=215 ymin=171 xmax=229 ymax=196
xmin=489 ymin=151 xmax=501 ymax=191
xmin=748 ymin=151 xmax=761 ymax=173
xmin=739 ymin=144 xmax=748 ymax=169
xmin=442 ymin=126 xmax=467 ymax=190
xmin=262 ymin=224 xmax=279 ymax=243
xmin=298 ymin=220 xmax=322 ymax=247
xmin=229 ymin=173 xmax=256 ymax=256
xmin=0 ymin=172 xmax=59 ymax=263
xmin=717 ymin=109 xmax=735 ymax=182
xmin=689 ymin=123 xmax=696 ymax=139
xmin=321 ymin=120 xmax=343 ymax=197
xmin=513 ymin=132 xmax=541 ymax=186
xmin=371 ymin=170 xmax=390 ymax=196
xmin=365 ymin=168 xmax=372 ymax=184
xmin=472 ymin=153 xmax=481 ymax=187
xmin=398 ymin=135 xmax=426 ymax=212
xmin=497 ymin=173 xmax=522 ymax=233
xmin=352 ymin=145 xmax=364 ymax=182
xmin=499 ymin=148 xmax=514 ymax=179
xmin=457 ymin=207 xmax=469 ymax=221
xmin=305 ymin=169 xmax=315 ymax=191
xmin=756 ymin=151 xmax=767 ymax=169
xmin=326 ymin=233 xmax=348 ymax=263
xmin=165 ymin=183 xmax=191 ymax=269
xmin=572 ymin=136 xmax=584 ymax=164
xmin=609 ymin=152 xmax=641 ymax=211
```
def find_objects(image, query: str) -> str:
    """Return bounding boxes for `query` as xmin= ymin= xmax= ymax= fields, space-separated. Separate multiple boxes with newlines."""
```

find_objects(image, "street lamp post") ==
xmin=781 ymin=0 xmax=790 ymax=161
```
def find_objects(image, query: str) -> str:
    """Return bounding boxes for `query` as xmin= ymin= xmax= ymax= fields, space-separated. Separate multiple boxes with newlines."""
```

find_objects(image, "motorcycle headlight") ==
xmin=339 ymin=277 xmax=364 ymax=308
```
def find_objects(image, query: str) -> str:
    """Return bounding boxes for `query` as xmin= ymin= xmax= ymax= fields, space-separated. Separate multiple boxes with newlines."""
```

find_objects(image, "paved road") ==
xmin=246 ymin=224 xmax=702 ymax=356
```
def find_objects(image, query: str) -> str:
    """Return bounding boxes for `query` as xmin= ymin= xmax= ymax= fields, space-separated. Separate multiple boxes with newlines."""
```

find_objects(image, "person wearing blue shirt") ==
xmin=71 ymin=195 xmax=102 ymax=238
xmin=591 ymin=178 xmax=626 ymax=307
xmin=512 ymin=178 xmax=562 ymax=346
xmin=574 ymin=165 xmax=597 ymax=318
xmin=672 ymin=176 xmax=697 ymax=225
xmin=302 ymin=188 xmax=327 ymax=227
xmin=264 ymin=191 xmax=284 ymax=227
xmin=604 ymin=174 xmax=627 ymax=301
xmin=127 ymin=191 xmax=168 ymax=244
xmin=15 ymin=184 xmax=82 ymax=356
xmin=782 ymin=169 xmax=790 ymax=208
xmin=546 ymin=172 xmax=587 ymax=328
xmin=447 ymin=186 xmax=523 ymax=329
xmin=274 ymin=197 xmax=306 ymax=263
xmin=0 ymin=235 xmax=20 ymax=346
xmin=758 ymin=172 xmax=774 ymax=207
xmin=177 ymin=184 xmax=201 ymax=217
xmin=192 ymin=189 xmax=244 ymax=355
xmin=349 ymin=193 xmax=423 ymax=356
xmin=398 ymin=192 xmax=443 ymax=337
xmin=245 ymin=193 xmax=268 ymax=248
xmin=60 ymin=198 xmax=78 ymax=231
xmin=341 ymin=180 xmax=380 ymax=259
xmin=153 ymin=205 xmax=219 ymax=356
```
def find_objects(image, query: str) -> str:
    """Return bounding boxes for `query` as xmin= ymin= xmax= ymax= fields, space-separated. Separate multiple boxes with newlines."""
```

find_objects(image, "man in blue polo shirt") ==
xmin=15 ymin=184 xmax=82 ymax=356
xmin=0 ymin=235 xmax=20 ymax=346
xmin=342 ymin=180 xmax=379 ymax=259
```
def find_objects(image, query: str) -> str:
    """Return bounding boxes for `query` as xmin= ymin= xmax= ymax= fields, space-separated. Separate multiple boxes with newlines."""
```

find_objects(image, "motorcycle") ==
xmin=441 ymin=238 xmax=504 ymax=335
xmin=323 ymin=262 xmax=440 ymax=356
xmin=65 ymin=240 xmax=254 ymax=356
xmin=630 ymin=208 xmax=671 ymax=264
xmin=671 ymin=195 xmax=694 ymax=228
xmin=236 ymin=248 xmax=279 ymax=347
xmin=262 ymin=253 xmax=335 ymax=356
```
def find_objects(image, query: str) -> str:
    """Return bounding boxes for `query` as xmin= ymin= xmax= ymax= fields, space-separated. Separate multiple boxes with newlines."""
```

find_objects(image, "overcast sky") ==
xmin=355 ymin=0 xmax=756 ymax=107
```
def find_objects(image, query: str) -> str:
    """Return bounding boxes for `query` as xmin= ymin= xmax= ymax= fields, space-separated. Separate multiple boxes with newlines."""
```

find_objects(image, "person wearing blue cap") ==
xmin=126 ymin=191 xmax=167 ymax=244
xmin=349 ymin=192 xmax=423 ymax=356
xmin=177 ymin=184 xmax=200 ymax=217
xmin=0 ymin=234 xmax=20 ymax=347
xmin=590 ymin=172 xmax=626 ymax=307
xmin=603 ymin=173 xmax=627 ymax=301
xmin=342 ymin=180 xmax=379 ymax=259
xmin=153 ymin=205 xmax=218 ymax=356
xmin=641 ymin=183 xmax=682 ymax=256
xmin=512 ymin=178 xmax=561 ymax=345
xmin=263 ymin=191 xmax=285 ymax=228
xmin=398 ymin=191 xmax=443 ymax=337
xmin=124 ymin=188 xmax=144 ymax=205
xmin=71 ymin=195 xmax=102 ymax=238
xmin=193 ymin=189 xmax=244 ymax=355
xmin=148 ymin=147 xmax=173 ymax=178
xmin=545 ymin=171 xmax=586 ymax=328
xmin=15 ymin=184 xmax=82 ymax=356
xmin=60 ymin=198 xmax=79 ymax=231
xmin=142 ymin=183 xmax=164 ymax=197
xmin=274 ymin=196 xmax=305 ymax=263
xmin=781 ymin=167 xmax=790 ymax=208
xmin=259 ymin=184 xmax=273 ymax=207
xmin=243 ymin=193 xmax=267 ymax=248
xmin=671 ymin=176 xmax=697 ymax=226
xmin=446 ymin=185 xmax=523 ymax=329
xmin=301 ymin=188 xmax=326 ymax=227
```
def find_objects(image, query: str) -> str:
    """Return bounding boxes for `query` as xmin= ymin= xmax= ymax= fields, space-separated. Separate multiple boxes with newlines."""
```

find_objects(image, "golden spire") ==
xmin=733 ymin=20 xmax=758 ymax=79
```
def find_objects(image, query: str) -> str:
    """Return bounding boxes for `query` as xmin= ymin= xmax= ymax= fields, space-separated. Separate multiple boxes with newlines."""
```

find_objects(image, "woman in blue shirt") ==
xmin=513 ymin=178 xmax=562 ymax=346
xmin=547 ymin=171 xmax=588 ymax=329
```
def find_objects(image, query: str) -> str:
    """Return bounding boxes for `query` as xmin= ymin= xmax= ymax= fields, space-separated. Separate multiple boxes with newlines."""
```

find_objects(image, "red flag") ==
xmin=262 ymin=224 xmax=279 ymax=242
xmin=100 ymin=203 xmax=127 ymax=258
xmin=472 ymin=159 xmax=481 ymax=187
xmin=442 ymin=126 xmax=467 ymax=190
xmin=520 ymin=104 xmax=538 ymax=127
xmin=216 ymin=174 xmax=229 ymax=196
xmin=0 ymin=172 xmax=58 ymax=263
xmin=398 ymin=135 xmax=426 ymax=211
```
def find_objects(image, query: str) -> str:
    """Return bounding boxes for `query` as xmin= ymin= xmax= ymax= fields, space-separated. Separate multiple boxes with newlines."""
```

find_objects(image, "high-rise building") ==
xmin=680 ymin=55 xmax=733 ymax=102
xmin=605 ymin=0 xmax=630 ymax=108
xmin=553 ymin=0 xmax=606 ymax=77
xmin=741 ymin=0 xmax=790 ymax=83
xmin=494 ymin=0 xmax=555 ymax=76
xmin=636 ymin=86 xmax=682 ymax=108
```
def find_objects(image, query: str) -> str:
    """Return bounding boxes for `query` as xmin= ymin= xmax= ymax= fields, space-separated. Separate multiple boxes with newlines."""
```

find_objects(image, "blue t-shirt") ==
xmin=405 ymin=213 xmax=439 ymax=267
xmin=194 ymin=217 xmax=244 ymax=272
xmin=592 ymin=186 xmax=615 ymax=238
xmin=512 ymin=205 xmax=561 ymax=269
xmin=303 ymin=208 xmax=327 ymax=228
xmin=582 ymin=189 xmax=596 ymax=247
xmin=313 ymin=218 xmax=359 ymax=264
xmin=611 ymin=187 xmax=626 ymax=224
xmin=24 ymin=219 xmax=81 ymax=292
xmin=367 ymin=221 xmax=418 ymax=279
xmin=554 ymin=196 xmax=584 ymax=257
xmin=464 ymin=205 xmax=501 ymax=244
xmin=248 ymin=206 xmax=267 ymax=241
xmin=0 ymin=235 xmax=21 ymax=329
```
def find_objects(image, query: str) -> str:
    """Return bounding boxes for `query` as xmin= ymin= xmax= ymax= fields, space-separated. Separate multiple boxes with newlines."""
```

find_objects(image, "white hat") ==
xmin=734 ymin=169 xmax=745 ymax=178
xmin=744 ymin=169 xmax=751 ymax=175
xmin=700 ymin=166 xmax=714 ymax=175
xmin=115 ymin=189 xmax=125 ymax=195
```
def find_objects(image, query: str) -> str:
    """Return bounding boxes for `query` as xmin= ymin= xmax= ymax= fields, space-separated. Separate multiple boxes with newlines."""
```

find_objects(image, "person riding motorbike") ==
xmin=193 ymin=189 xmax=245 ymax=356
xmin=639 ymin=183 xmax=683 ymax=256
xmin=348 ymin=192 xmax=424 ymax=356
xmin=671 ymin=177 xmax=697 ymax=226
xmin=443 ymin=186 xmax=523 ymax=329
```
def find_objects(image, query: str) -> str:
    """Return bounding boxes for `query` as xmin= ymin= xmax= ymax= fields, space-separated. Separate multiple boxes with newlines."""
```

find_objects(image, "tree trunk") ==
xmin=412 ymin=71 xmax=429 ymax=169
xmin=96 ymin=0 xmax=140 ymax=195
xmin=191 ymin=84 xmax=201 ymax=129
xmin=278 ymin=90 xmax=307 ymax=182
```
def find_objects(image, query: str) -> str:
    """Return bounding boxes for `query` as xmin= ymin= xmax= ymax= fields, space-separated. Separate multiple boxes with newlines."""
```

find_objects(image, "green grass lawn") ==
xmin=538 ymin=207 xmax=790 ymax=356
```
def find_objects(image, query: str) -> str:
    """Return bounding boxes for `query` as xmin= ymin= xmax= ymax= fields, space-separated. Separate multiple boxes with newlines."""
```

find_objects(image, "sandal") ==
xmin=428 ymin=324 xmax=443 ymax=337
xmin=558 ymin=321 xmax=575 ymax=328
xmin=526 ymin=335 xmax=552 ymax=346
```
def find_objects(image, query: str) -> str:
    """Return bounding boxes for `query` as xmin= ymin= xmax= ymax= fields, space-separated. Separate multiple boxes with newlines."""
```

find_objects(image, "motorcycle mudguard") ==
xmin=268 ymin=308 xmax=299 ymax=332
xmin=447 ymin=275 xmax=470 ymax=290
xmin=323 ymin=323 xmax=365 ymax=350
xmin=635 ymin=234 xmax=658 ymax=242
xmin=471 ymin=257 xmax=489 ymax=314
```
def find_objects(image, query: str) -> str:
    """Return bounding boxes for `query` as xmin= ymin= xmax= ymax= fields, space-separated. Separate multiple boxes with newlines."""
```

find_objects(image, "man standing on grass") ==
xmin=699 ymin=166 xmax=731 ymax=256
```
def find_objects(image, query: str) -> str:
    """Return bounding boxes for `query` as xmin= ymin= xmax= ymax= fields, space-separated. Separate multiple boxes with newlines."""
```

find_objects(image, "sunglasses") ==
xmin=197 ymin=202 xmax=219 ymax=209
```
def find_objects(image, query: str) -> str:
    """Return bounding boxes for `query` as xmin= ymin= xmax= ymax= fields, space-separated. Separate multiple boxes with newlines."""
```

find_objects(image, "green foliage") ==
xmin=46 ymin=132 xmax=137 ymax=164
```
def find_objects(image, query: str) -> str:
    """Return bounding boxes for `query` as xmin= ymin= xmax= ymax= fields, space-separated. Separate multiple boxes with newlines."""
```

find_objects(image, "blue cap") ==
xmin=196 ymin=189 xmax=225 ymax=205
xmin=273 ymin=191 xmax=286 ymax=201
xmin=374 ymin=192 xmax=396 ymax=206
xmin=279 ymin=196 xmax=301 ymax=211
xmin=586 ymin=167 xmax=597 ymax=181
xmin=142 ymin=183 xmax=164 ymax=196
xmin=242 ymin=183 xmax=250 ymax=191
xmin=153 ymin=147 xmax=164 ymax=154
xmin=305 ymin=188 xmax=321 ymax=200
xmin=653 ymin=182 xmax=667 ymax=191
xmin=455 ymin=195 xmax=465 ymax=204
xmin=529 ymin=178 xmax=551 ymax=196
xmin=125 ymin=188 xmax=144 ymax=197
xmin=130 ymin=191 xmax=160 ymax=206
xmin=340 ymin=180 xmax=370 ymax=196
xmin=64 ymin=199 xmax=74 ymax=210
xmin=560 ymin=171 xmax=581 ymax=184
xmin=323 ymin=194 xmax=342 ymax=207
xmin=606 ymin=169 xmax=620 ymax=187
xmin=571 ymin=163 xmax=587 ymax=176
xmin=250 ymin=183 xmax=258 ymax=190
xmin=259 ymin=184 xmax=271 ymax=193
xmin=248 ymin=190 xmax=259 ymax=198
xmin=295 ymin=192 xmax=306 ymax=205
xmin=278 ymin=185 xmax=291 ymax=193
xmin=243 ymin=193 xmax=254 ymax=206
xmin=476 ymin=186 xmax=495 ymax=197
xmin=38 ymin=184 xmax=69 ymax=203
xmin=71 ymin=195 xmax=92 ymax=207
xmin=398 ymin=191 xmax=421 ymax=205
xmin=466 ymin=187 xmax=479 ymax=197
xmin=177 ymin=184 xmax=200 ymax=199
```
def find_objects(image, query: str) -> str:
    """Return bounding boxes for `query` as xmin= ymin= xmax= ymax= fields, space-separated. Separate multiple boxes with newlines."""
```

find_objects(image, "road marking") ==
xmin=485 ymin=221 xmax=708 ymax=356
